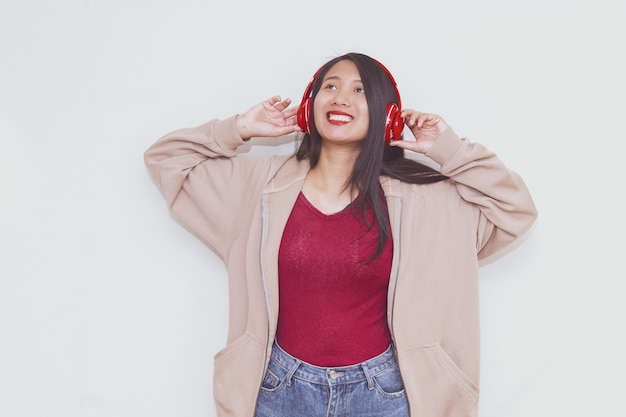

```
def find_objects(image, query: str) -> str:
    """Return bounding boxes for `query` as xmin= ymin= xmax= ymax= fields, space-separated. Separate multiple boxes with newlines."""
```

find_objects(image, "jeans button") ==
xmin=328 ymin=370 xmax=345 ymax=380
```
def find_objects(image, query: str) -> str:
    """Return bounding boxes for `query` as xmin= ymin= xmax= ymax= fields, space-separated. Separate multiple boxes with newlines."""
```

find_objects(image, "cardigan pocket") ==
xmin=430 ymin=343 xmax=479 ymax=397
xmin=398 ymin=344 xmax=479 ymax=417
xmin=213 ymin=332 xmax=266 ymax=417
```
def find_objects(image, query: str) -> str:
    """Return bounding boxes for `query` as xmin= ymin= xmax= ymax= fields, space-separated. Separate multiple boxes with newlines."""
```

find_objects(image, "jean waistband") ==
xmin=270 ymin=342 xmax=398 ymax=386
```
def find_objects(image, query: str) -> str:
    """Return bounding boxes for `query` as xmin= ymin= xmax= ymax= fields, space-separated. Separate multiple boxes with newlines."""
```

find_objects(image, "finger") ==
xmin=273 ymin=97 xmax=291 ymax=111
xmin=279 ymin=120 xmax=303 ymax=135
xmin=406 ymin=111 xmax=421 ymax=127
xmin=388 ymin=140 xmax=418 ymax=152
xmin=264 ymin=96 xmax=282 ymax=110
xmin=416 ymin=112 xmax=434 ymax=128
xmin=283 ymin=106 xmax=299 ymax=119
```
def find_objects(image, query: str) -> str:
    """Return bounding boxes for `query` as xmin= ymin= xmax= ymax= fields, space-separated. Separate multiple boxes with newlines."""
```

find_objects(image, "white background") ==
xmin=1 ymin=0 xmax=625 ymax=416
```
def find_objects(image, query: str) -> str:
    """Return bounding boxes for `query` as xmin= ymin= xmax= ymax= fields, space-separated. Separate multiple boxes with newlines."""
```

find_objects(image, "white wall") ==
xmin=1 ymin=0 xmax=624 ymax=416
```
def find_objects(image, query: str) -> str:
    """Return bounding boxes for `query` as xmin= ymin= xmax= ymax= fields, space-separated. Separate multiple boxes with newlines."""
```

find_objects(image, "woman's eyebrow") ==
xmin=322 ymin=75 xmax=363 ymax=83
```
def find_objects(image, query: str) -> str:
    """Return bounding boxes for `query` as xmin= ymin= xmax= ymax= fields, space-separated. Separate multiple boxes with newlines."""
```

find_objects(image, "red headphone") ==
xmin=296 ymin=58 xmax=404 ymax=143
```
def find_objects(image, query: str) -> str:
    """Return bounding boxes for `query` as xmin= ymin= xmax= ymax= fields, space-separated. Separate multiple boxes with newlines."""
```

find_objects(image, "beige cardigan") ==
xmin=144 ymin=116 xmax=537 ymax=417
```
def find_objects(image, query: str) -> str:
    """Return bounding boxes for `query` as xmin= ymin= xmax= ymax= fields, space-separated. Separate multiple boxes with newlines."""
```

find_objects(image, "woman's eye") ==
xmin=355 ymin=87 xmax=365 ymax=93
xmin=324 ymin=83 xmax=336 ymax=90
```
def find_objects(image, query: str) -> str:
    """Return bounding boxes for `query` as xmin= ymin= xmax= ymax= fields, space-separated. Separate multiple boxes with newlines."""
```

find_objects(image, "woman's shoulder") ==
xmin=381 ymin=176 xmax=457 ymax=203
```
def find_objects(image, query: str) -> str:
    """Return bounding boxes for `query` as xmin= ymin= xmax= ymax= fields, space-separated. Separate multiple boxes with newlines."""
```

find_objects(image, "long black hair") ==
xmin=296 ymin=53 xmax=448 ymax=259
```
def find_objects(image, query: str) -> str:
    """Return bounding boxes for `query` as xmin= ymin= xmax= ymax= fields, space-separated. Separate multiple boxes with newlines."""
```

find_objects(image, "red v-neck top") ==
xmin=276 ymin=192 xmax=393 ymax=366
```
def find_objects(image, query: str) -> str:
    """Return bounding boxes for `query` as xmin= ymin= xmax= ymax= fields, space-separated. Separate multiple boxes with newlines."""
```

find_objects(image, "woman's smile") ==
xmin=327 ymin=111 xmax=353 ymax=124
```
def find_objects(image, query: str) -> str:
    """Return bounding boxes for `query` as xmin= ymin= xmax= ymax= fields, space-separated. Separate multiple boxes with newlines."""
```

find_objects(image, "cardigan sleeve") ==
xmin=144 ymin=116 xmax=273 ymax=258
xmin=425 ymin=127 xmax=538 ymax=260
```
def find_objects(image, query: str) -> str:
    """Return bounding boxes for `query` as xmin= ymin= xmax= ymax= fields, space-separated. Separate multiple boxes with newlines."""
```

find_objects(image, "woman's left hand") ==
xmin=389 ymin=109 xmax=448 ymax=154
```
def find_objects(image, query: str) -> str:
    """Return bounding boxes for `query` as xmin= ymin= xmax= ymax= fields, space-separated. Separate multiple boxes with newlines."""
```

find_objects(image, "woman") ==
xmin=144 ymin=52 xmax=537 ymax=417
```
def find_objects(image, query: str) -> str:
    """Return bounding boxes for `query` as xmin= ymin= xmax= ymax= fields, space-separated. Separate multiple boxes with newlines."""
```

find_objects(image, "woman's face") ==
xmin=313 ymin=59 xmax=369 ymax=145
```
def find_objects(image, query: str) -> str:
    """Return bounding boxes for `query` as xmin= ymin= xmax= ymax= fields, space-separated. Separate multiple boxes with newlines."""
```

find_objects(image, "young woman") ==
xmin=144 ymin=52 xmax=537 ymax=417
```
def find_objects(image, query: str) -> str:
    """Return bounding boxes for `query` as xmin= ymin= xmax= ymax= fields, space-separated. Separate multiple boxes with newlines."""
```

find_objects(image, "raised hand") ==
xmin=235 ymin=96 xmax=302 ymax=140
xmin=389 ymin=109 xmax=449 ymax=154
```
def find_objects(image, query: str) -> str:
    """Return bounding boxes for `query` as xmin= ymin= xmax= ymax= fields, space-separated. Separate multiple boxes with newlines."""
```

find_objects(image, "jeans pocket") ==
xmin=259 ymin=357 xmax=291 ymax=393
xmin=372 ymin=364 xmax=406 ymax=399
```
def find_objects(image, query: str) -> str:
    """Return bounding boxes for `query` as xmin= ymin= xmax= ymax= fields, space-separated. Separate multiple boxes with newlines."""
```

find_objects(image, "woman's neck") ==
xmin=303 ymin=146 xmax=360 ymax=215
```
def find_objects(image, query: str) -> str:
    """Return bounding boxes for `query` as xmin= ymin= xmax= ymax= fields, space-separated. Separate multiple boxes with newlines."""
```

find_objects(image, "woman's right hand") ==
xmin=235 ymin=96 xmax=302 ymax=140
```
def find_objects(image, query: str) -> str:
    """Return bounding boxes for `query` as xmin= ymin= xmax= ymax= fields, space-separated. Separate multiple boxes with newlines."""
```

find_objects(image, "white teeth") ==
xmin=328 ymin=114 xmax=352 ymax=122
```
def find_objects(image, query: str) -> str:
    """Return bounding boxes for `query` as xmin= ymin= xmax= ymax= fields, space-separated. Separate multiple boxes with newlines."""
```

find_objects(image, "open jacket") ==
xmin=144 ymin=115 xmax=537 ymax=417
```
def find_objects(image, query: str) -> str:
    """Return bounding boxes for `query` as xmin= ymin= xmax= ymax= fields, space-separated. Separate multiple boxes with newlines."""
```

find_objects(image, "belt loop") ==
xmin=361 ymin=361 xmax=375 ymax=390
xmin=285 ymin=359 xmax=301 ymax=387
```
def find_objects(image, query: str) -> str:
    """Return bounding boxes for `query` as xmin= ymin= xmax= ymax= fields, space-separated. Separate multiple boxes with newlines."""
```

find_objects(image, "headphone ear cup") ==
xmin=384 ymin=103 xmax=403 ymax=143
xmin=297 ymin=97 xmax=311 ymax=133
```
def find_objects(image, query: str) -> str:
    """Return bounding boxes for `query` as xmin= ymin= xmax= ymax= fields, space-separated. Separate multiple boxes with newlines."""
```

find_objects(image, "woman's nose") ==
xmin=332 ymin=89 xmax=350 ymax=106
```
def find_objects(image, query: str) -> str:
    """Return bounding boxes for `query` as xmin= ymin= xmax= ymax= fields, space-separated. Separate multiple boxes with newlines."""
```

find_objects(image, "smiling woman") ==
xmin=144 ymin=52 xmax=537 ymax=417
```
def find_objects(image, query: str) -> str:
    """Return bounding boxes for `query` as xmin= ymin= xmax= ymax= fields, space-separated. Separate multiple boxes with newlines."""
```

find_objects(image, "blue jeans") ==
xmin=254 ymin=343 xmax=410 ymax=417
